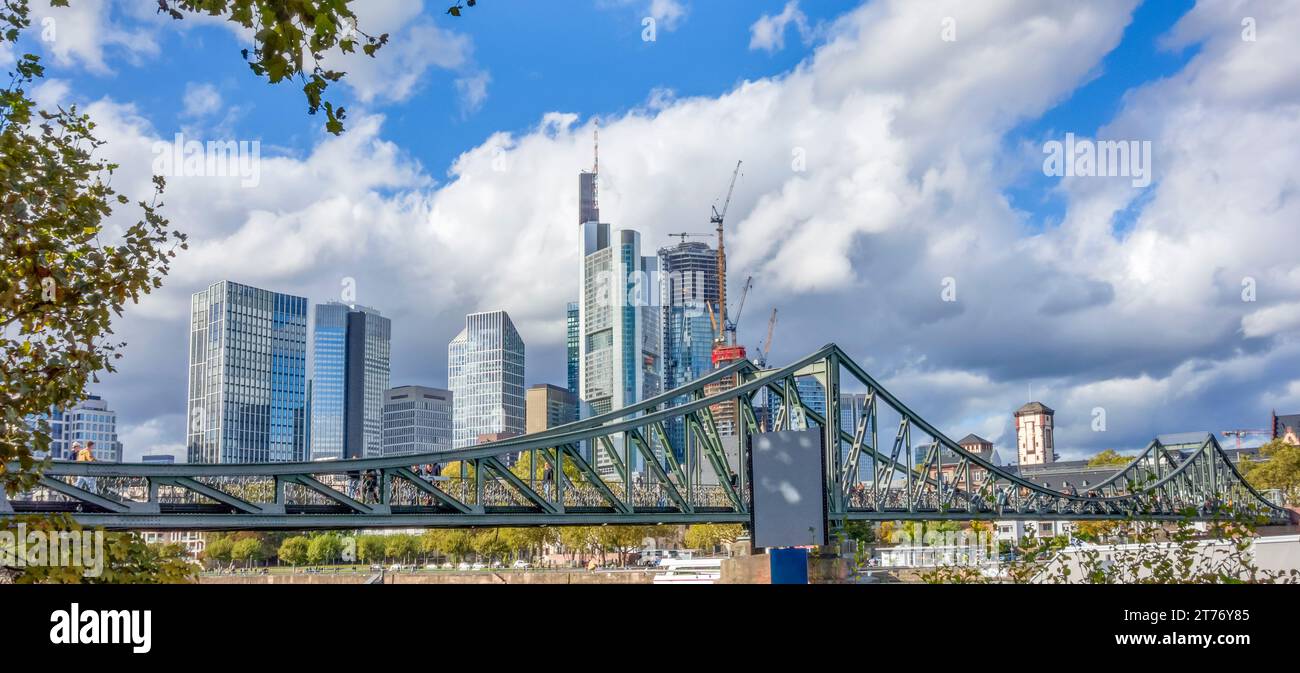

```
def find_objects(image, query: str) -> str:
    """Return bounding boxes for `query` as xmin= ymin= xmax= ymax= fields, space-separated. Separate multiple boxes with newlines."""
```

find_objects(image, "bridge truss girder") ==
xmin=3 ymin=345 xmax=1287 ymax=531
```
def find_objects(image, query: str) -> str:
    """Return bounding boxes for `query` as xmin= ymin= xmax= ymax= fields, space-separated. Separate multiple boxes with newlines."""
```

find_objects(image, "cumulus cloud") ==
xmin=56 ymin=0 xmax=1300 ymax=462
xmin=181 ymin=82 xmax=221 ymax=118
xmin=749 ymin=1 xmax=814 ymax=53
xmin=454 ymin=71 xmax=492 ymax=116
xmin=601 ymin=0 xmax=689 ymax=31
xmin=325 ymin=9 xmax=476 ymax=105
xmin=29 ymin=0 xmax=159 ymax=73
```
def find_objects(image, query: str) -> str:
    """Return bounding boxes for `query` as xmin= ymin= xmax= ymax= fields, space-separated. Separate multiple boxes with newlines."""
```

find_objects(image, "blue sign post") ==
xmin=769 ymin=547 xmax=810 ymax=584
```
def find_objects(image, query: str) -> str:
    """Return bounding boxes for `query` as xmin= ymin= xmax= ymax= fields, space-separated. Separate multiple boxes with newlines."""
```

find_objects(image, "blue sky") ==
xmin=17 ymin=1 xmax=1300 ymax=461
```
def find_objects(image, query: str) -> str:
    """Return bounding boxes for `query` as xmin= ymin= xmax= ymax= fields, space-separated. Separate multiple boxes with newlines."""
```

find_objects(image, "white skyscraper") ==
xmin=579 ymin=225 xmax=662 ymax=417
xmin=448 ymin=310 xmax=526 ymax=448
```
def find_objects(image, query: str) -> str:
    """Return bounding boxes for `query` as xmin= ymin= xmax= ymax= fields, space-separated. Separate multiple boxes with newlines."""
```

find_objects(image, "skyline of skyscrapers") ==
xmin=448 ymin=310 xmax=526 ymax=448
xmin=186 ymin=280 xmax=309 ymax=464
xmin=310 ymin=302 xmax=391 ymax=460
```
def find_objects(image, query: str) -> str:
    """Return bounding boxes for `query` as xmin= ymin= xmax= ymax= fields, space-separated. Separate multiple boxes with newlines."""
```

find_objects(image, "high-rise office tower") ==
xmin=526 ymin=384 xmax=578 ymax=434
xmin=382 ymin=386 xmax=453 ymax=456
xmin=659 ymin=240 xmax=719 ymax=459
xmin=579 ymin=228 xmax=662 ymax=411
xmin=448 ymin=310 xmax=526 ymax=447
xmin=566 ymin=301 xmax=580 ymax=403
xmin=577 ymin=150 xmax=662 ymax=474
xmin=187 ymin=281 xmax=308 ymax=464
xmin=311 ymin=302 xmax=391 ymax=460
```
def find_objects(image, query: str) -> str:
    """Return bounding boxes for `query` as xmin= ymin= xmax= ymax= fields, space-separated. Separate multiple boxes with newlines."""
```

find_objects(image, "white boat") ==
xmin=653 ymin=558 xmax=722 ymax=585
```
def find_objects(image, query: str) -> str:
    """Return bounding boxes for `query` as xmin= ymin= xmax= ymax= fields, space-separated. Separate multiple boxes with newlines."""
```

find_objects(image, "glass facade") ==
xmin=659 ymin=241 xmax=719 ymax=461
xmin=579 ymin=223 xmax=662 ymax=476
xmin=186 ymin=281 xmax=308 ymax=464
xmin=310 ymin=303 xmax=391 ymax=460
xmin=383 ymin=386 xmax=453 ymax=456
xmin=448 ymin=311 xmax=526 ymax=447
xmin=566 ymin=301 xmax=580 ymax=401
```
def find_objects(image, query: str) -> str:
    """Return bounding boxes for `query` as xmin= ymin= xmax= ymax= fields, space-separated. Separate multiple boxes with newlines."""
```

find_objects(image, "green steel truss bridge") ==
xmin=2 ymin=345 xmax=1288 ymax=531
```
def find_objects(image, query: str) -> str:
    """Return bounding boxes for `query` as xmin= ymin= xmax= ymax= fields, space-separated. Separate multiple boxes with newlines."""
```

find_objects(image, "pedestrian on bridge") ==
xmin=73 ymin=441 xmax=97 ymax=493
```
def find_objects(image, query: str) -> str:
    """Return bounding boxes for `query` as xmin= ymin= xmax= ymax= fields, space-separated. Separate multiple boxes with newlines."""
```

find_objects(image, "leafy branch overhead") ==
xmin=153 ymin=0 xmax=388 ymax=135
xmin=151 ymin=1 xmax=481 ymax=135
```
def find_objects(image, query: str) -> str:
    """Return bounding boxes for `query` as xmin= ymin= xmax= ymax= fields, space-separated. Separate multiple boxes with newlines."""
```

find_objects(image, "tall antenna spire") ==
xmin=592 ymin=125 xmax=600 ymax=211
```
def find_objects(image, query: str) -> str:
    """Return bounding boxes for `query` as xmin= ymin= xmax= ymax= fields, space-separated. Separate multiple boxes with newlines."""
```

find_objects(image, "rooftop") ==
xmin=1015 ymin=401 xmax=1055 ymax=416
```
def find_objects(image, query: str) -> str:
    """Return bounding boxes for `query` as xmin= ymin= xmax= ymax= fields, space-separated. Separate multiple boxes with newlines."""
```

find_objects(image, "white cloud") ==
xmin=181 ymin=82 xmax=222 ymax=118
xmin=749 ymin=1 xmax=813 ymax=53
xmin=601 ymin=0 xmax=689 ymax=31
xmin=31 ymin=78 xmax=70 ymax=109
xmin=118 ymin=416 xmax=185 ymax=462
xmin=648 ymin=0 xmax=688 ymax=30
xmin=1242 ymin=303 xmax=1300 ymax=339
xmin=321 ymin=1 xmax=476 ymax=105
xmin=30 ymin=0 xmax=159 ymax=74
xmin=455 ymin=71 xmax=491 ymax=116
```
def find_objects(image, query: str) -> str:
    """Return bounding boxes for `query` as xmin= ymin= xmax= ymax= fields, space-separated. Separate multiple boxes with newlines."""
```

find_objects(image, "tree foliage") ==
xmin=1087 ymin=449 xmax=1132 ymax=468
xmin=155 ymin=0 xmax=389 ymax=135
xmin=2 ymin=515 xmax=194 ymax=583
xmin=1 ymin=1 xmax=185 ymax=495
xmin=278 ymin=535 xmax=309 ymax=566
xmin=306 ymin=534 xmax=343 ymax=565
xmin=683 ymin=524 xmax=743 ymax=552
xmin=921 ymin=510 xmax=1299 ymax=584
xmin=1242 ymin=439 xmax=1300 ymax=504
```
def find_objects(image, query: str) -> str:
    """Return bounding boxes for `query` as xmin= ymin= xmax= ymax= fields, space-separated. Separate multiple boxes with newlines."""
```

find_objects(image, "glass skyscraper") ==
xmin=187 ymin=281 xmax=308 ymax=464
xmin=579 ymin=225 xmax=662 ymax=419
xmin=659 ymin=240 xmax=719 ymax=461
xmin=448 ymin=310 xmax=526 ymax=447
xmin=566 ymin=301 xmax=580 ymax=400
xmin=311 ymin=302 xmax=391 ymax=460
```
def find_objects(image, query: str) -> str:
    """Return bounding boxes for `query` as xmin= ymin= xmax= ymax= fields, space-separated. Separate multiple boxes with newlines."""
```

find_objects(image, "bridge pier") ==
xmin=720 ymin=543 xmax=851 ymax=584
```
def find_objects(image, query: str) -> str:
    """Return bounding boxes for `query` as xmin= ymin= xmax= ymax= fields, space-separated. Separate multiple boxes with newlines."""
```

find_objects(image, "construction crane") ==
xmin=728 ymin=275 xmax=753 ymax=341
xmin=1222 ymin=429 xmax=1269 ymax=450
xmin=667 ymin=232 xmax=712 ymax=245
xmin=712 ymin=160 xmax=742 ymax=344
xmin=755 ymin=308 xmax=778 ymax=368
xmin=710 ymin=161 xmax=747 ymax=368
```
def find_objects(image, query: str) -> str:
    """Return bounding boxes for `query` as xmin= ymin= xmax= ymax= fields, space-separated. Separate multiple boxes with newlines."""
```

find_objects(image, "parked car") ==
xmin=512 ymin=559 xmax=530 ymax=569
